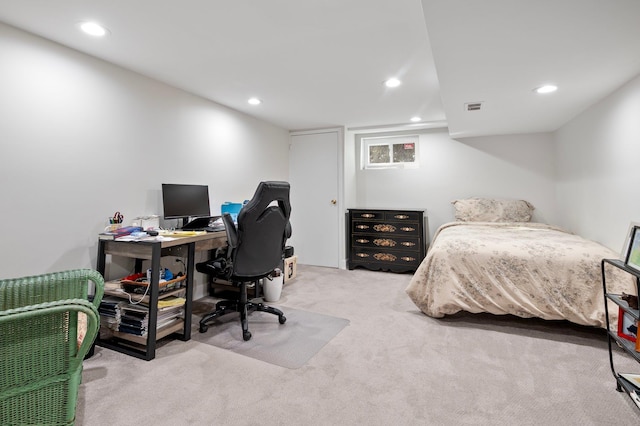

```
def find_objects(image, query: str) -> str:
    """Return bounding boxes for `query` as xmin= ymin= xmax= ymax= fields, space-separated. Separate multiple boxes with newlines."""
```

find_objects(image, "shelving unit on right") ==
xmin=601 ymin=258 xmax=640 ymax=409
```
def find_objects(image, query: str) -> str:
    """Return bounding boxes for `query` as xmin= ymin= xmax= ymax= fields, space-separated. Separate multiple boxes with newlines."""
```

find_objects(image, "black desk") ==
xmin=96 ymin=232 xmax=226 ymax=360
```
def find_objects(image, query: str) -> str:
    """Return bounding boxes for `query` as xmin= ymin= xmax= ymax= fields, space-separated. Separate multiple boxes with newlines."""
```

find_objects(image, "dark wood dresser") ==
xmin=347 ymin=208 xmax=427 ymax=273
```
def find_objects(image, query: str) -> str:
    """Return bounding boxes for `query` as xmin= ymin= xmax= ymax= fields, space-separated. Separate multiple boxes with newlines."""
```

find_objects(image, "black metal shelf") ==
xmin=603 ymin=258 xmax=640 ymax=279
xmin=607 ymin=330 xmax=640 ymax=363
xmin=606 ymin=293 xmax=640 ymax=320
xmin=602 ymin=258 xmax=640 ymax=411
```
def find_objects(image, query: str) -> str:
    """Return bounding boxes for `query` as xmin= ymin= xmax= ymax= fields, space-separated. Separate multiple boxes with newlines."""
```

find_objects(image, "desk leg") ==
xmin=144 ymin=243 xmax=161 ymax=361
xmin=179 ymin=242 xmax=195 ymax=341
xmin=91 ymin=240 xmax=108 ymax=359
xmin=96 ymin=240 xmax=106 ymax=276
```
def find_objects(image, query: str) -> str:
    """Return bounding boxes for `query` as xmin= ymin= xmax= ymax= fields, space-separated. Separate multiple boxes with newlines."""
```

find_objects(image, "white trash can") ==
xmin=263 ymin=269 xmax=283 ymax=302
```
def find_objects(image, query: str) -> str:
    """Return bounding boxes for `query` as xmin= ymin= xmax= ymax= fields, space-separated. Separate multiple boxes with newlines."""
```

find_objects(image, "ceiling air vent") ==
xmin=464 ymin=102 xmax=483 ymax=111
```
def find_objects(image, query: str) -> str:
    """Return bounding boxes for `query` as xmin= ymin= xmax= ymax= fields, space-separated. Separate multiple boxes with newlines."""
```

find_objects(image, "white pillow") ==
xmin=452 ymin=198 xmax=534 ymax=222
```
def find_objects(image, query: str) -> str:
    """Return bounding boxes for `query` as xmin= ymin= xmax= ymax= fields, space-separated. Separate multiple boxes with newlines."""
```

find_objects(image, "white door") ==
xmin=288 ymin=129 xmax=341 ymax=268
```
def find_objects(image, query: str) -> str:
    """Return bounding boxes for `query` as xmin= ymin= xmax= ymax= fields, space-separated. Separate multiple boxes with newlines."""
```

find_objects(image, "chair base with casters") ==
xmin=199 ymin=280 xmax=286 ymax=341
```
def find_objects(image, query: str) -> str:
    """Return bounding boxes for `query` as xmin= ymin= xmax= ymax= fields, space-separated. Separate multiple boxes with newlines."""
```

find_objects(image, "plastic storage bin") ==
xmin=221 ymin=202 xmax=243 ymax=222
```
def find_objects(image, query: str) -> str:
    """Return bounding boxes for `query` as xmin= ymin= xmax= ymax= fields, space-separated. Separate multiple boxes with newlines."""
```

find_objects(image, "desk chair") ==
xmin=196 ymin=181 xmax=291 ymax=341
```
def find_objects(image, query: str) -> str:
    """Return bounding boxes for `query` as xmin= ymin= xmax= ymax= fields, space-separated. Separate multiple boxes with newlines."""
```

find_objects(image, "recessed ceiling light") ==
xmin=248 ymin=97 xmax=262 ymax=105
xmin=410 ymin=116 xmax=422 ymax=122
xmin=79 ymin=21 xmax=109 ymax=37
xmin=534 ymin=85 xmax=558 ymax=94
xmin=384 ymin=78 xmax=401 ymax=88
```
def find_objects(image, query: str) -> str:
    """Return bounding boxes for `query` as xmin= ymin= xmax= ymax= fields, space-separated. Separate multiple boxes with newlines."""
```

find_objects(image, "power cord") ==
xmin=114 ymin=268 xmax=151 ymax=305
xmin=127 ymin=283 xmax=150 ymax=305
xmin=175 ymin=258 xmax=186 ymax=277
xmin=114 ymin=284 xmax=150 ymax=305
xmin=116 ymin=259 xmax=183 ymax=305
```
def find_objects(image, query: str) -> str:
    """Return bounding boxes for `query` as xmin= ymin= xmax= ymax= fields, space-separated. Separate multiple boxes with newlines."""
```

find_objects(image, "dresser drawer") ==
xmin=383 ymin=211 xmax=421 ymax=222
xmin=350 ymin=247 xmax=421 ymax=269
xmin=349 ymin=210 xmax=385 ymax=221
xmin=351 ymin=235 xmax=421 ymax=252
xmin=352 ymin=221 xmax=420 ymax=235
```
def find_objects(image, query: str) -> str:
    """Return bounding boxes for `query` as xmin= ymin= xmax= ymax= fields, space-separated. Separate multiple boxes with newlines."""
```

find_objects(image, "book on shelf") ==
xmin=98 ymin=296 xmax=125 ymax=331
xmin=157 ymin=305 xmax=183 ymax=319
xmin=118 ymin=323 xmax=146 ymax=336
xmin=119 ymin=304 xmax=149 ymax=335
xmin=99 ymin=226 xmax=143 ymax=240
xmin=630 ymin=390 xmax=640 ymax=409
xmin=620 ymin=373 xmax=640 ymax=390
xmin=619 ymin=373 xmax=640 ymax=409
xmin=157 ymin=296 xmax=186 ymax=308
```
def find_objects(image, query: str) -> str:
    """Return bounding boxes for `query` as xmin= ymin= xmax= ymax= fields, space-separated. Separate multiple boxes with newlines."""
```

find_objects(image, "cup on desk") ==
xmin=105 ymin=219 xmax=123 ymax=232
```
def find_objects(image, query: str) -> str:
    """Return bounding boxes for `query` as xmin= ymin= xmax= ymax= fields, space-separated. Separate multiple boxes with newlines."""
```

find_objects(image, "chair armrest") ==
xmin=0 ymin=268 xmax=105 ymax=311
xmin=222 ymin=213 xmax=238 ymax=252
xmin=285 ymin=221 xmax=292 ymax=239
xmin=0 ymin=298 xmax=100 ymax=361
xmin=85 ymin=269 xmax=105 ymax=311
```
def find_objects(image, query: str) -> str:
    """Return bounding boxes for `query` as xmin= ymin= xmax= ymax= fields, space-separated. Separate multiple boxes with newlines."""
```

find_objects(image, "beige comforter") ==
xmin=406 ymin=222 xmax=635 ymax=328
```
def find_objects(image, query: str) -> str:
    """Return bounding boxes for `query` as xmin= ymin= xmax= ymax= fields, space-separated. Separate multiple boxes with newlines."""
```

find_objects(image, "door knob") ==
xmin=331 ymin=199 xmax=337 ymax=205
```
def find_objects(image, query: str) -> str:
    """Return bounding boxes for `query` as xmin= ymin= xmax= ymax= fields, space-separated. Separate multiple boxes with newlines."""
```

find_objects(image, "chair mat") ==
xmin=191 ymin=300 xmax=350 ymax=369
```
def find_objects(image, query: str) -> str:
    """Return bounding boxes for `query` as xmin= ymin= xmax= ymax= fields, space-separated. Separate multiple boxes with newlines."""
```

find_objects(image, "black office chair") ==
xmin=196 ymin=181 xmax=291 ymax=341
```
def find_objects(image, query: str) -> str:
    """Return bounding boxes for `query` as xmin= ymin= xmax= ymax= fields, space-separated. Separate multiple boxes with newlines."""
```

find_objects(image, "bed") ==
xmin=405 ymin=198 xmax=636 ymax=329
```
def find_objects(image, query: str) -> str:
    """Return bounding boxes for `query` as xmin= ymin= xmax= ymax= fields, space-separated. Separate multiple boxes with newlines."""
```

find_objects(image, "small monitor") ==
xmin=161 ymin=184 xmax=211 ymax=226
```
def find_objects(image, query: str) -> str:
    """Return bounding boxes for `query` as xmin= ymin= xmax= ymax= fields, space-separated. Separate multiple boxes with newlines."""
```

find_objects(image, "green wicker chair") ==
xmin=0 ymin=269 xmax=104 ymax=426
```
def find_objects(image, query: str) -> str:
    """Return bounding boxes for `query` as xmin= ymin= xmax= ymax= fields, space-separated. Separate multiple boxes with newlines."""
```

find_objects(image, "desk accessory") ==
xmin=99 ymin=226 xmax=143 ymax=240
xmin=105 ymin=211 xmax=124 ymax=231
xmin=120 ymin=274 xmax=186 ymax=294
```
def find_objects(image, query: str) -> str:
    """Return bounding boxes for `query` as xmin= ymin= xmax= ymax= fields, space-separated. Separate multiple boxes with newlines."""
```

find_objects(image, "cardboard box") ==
xmin=284 ymin=255 xmax=297 ymax=283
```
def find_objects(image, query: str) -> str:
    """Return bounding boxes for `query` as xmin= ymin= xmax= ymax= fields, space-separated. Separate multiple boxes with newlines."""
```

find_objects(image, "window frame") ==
xmin=362 ymin=135 xmax=419 ymax=169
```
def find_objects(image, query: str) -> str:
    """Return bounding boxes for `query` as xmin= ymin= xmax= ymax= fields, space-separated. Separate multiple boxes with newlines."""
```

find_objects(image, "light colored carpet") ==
xmin=77 ymin=265 xmax=640 ymax=425
xmin=190 ymin=301 xmax=350 ymax=369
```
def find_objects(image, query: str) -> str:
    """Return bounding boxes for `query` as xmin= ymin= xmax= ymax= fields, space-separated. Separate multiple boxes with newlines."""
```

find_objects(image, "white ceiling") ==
xmin=1 ymin=0 xmax=639 ymax=137
xmin=423 ymin=0 xmax=640 ymax=138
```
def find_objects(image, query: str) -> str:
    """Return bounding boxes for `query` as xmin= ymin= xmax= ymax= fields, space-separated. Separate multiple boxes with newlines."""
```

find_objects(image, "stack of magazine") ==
xmin=117 ymin=297 xmax=186 ymax=336
xmin=118 ymin=304 xmax=149 ymax=336
xmin=98 ymin=296 xmax=124 ymax=331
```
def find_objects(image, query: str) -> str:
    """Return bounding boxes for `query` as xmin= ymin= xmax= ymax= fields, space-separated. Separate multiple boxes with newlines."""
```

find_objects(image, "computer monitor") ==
xmin=161 ymin=183 xmax=211 ymax=227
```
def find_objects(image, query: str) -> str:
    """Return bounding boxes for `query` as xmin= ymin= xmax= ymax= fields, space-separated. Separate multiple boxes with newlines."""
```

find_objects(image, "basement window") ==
xmin=363 ymin=135 xmax=418 ymax=169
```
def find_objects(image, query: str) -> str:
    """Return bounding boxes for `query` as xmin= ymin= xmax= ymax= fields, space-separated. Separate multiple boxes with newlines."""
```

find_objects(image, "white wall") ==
xmin=555 ymin=73 xmax=640 ymax=252
xmin=352 ymin=128 xmax=557 ymax=241
xmin=0 ymin=23 xmax=289 ymax=293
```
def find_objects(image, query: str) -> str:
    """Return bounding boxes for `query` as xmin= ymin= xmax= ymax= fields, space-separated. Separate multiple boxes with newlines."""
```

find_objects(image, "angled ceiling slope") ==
xmin=422 ymin=0 xmax=640 ymax=138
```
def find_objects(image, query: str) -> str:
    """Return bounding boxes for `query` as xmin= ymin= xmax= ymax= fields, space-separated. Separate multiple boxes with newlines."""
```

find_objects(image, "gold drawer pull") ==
xmin=373 ymin=253 xmax=397 ymax=262
xmin=360 ymin=213 xmax=375 ymax=218
xmin=401 ymin=242 xmax=416 ymax=247
xmin=373 ymin=224 xmax=396 ymax=232
xmin=400 ymin=226 xmax=415 ymax=232
xmin=373 ymin=238 xmax=396 ymax=247
xmin=356 ymin=225 xmax=370 ymax=230
xmin=401 ymin=256 xmax=416 ymax=262
xmin=394 ymin=214 xmax=410 ymax=220
xmin=356 ymin=253 xmax=370 ymax=258
xmin=355 ymin=238 xmax=370 ymax=244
